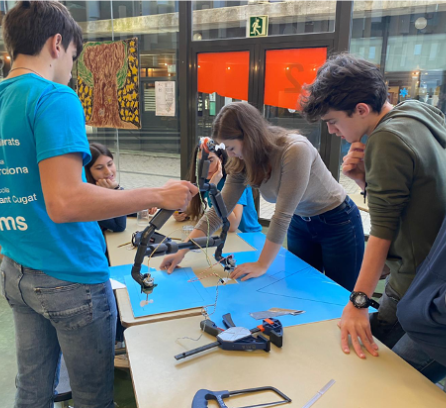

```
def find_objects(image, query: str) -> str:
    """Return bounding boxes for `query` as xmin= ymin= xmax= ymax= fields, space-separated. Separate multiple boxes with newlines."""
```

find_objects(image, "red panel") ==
xmin=264 ymin=48 xmax=327 ymax=110
xmin=197 ymin=51 xmax=249 ymax=101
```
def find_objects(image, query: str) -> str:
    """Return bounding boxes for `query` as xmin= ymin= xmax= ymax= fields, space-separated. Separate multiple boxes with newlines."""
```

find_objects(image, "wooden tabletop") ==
xmin=124 ymin=316 xmax=446 ymax=408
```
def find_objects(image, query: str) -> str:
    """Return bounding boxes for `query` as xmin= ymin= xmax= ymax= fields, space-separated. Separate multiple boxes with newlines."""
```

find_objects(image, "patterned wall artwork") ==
xmin=77 ymin=38 xmax=141 ymax=129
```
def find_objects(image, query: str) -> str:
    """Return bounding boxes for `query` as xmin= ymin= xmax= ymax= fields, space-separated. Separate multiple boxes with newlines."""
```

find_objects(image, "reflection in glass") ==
xmin=192 ymin=1 xmax=336 ymax=41
xmin=63 ymin=1 xmax=181 ymax=190
xmin=341 ymin=0 xmax=446 ymax=183
xmin=196 ymin=51 xmax=249 ymax=138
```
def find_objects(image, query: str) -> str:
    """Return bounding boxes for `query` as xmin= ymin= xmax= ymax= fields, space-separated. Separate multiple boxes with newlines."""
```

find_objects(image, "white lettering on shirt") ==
xmin=0 ymin=167 xmax=29 ymax=175
xmin=0 ymin=216 xmax=28 ymax=231
xmin=0 ymin=138 xmax=20 ymax=147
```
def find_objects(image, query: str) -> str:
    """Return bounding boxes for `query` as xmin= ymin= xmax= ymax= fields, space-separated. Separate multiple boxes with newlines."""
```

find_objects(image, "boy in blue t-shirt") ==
xmin=0 ymin=2 xmax=197 ymax=407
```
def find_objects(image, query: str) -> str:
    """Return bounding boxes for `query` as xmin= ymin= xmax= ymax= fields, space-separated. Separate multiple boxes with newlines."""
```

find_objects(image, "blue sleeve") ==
xmin=98 ymin=216 xmax=127 ymax=233
xmin=237 ymin=189 xmax=248 ymax=207
xmin=34 ymin=88 xmax=91 ymax=165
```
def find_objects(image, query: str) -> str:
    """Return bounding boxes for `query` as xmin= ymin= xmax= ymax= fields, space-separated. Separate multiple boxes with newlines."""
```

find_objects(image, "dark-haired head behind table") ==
xmin=173 ymin=142 xmax=262 ymax=234
xmin=161 ymin=102 xmax=364 ymax=293
xmin=85 ymin=142 xmax=157 ymax=233
xmin=85 ymin=142 xmax=127 ymax=232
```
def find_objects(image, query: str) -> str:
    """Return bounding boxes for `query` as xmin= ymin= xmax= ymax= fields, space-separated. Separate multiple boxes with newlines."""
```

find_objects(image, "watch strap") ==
xmin=368 ymin=297 xmax=380 ymax=310
xmin=350 ymin=291 xmax=380 ymax=310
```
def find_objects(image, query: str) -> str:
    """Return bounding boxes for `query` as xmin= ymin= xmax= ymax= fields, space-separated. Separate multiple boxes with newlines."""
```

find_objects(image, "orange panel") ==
xmin=264 ymin=48 xmax=327 ymax=110
xmin=197 ymin=51 xmax=249 ymax=101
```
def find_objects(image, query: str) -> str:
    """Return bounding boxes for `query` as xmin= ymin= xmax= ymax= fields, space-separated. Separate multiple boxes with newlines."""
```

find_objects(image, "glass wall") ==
xmin=63 ymin=1 xmax=181 ymax=190
xmin=1 ymin=1 xmax=182 ymax=189
xmin=340 ymin=0 xmax=446 ymax=172
xmin=192 ymin=0 xmax=336 ymax=41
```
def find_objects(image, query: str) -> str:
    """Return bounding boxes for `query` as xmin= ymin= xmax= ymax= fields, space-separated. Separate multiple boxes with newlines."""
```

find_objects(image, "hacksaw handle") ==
xmin=191 ymin=389 xmax=230 ymax=408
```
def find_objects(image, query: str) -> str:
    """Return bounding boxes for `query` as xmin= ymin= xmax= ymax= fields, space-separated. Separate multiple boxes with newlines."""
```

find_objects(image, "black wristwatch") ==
xmin=350 ymin=291 xmax=380 ymax=310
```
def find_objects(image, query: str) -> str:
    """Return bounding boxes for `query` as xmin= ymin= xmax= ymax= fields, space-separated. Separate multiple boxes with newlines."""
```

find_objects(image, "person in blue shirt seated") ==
xmin=85 ymin=143 xmax=127 ymax=232
xmin=173 ymin=143 xmax=262 ymax=233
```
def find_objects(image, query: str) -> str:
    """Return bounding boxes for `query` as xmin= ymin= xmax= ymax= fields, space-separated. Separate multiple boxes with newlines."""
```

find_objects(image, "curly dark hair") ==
xmin=300 ymin=53 xmax=388 ymax=123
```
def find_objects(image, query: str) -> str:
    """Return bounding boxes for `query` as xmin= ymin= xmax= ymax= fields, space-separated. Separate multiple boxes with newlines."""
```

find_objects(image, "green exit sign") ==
xmin=247 ymin=16 xmax=269 ymax=38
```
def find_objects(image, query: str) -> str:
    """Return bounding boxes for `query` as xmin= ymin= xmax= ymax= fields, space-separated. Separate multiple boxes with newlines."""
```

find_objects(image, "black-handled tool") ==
xmin=175 ymin=326 xmax=270 ymax=360
xmin=252 ymin=318 xmax=283 ymax=348
xmin=222 ymin=314 xmax=283 ymax=348
xmin=222 ymin=313 xmax=236 ymax=329
xmin=191 ymin=386 xmax=292 ymax=408
xmin=200 ymin=319 xmax=224 ymax=337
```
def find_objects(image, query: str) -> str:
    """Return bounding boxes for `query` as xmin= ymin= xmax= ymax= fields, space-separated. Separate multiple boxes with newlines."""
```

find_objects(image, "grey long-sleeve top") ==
xmin=195 ymin=134 xmax=346 ymax=245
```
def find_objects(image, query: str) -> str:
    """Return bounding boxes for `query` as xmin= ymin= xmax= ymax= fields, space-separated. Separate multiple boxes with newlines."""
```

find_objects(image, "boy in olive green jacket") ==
xmin=301 ymin=54 xmax=446 ymax=381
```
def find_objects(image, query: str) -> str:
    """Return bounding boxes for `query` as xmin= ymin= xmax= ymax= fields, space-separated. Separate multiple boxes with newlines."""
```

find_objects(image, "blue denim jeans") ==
xmin=369 ymin=280 xmax=446 ymax=384
xmin=393 ymin=334 xmax=446 ymax=384
xmin=0 ymin=256 xmax=116 ymax=408
xmin=287 ymin=196 xmax=364 ymax=291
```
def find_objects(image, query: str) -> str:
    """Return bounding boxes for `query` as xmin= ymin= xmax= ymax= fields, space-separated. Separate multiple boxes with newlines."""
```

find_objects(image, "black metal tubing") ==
xmin=319 ymin=0 xmax=354 ymax=180
xmin=379 ymin=16 xmax=390 ymax=75
xmin=334 ymin=1 xmax=354 ymax=53
xmin=179 ymin=1 xmax=194 ymax=180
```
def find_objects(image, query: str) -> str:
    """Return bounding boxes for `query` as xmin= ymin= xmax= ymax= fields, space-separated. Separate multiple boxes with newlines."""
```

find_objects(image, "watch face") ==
xmin=352 ymin=293 xmax=368 ymax=307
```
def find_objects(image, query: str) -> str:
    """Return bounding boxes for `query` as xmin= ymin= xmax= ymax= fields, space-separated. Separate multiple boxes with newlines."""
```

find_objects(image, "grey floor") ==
xmin=0 ymin=152 xmax=372 ymax=407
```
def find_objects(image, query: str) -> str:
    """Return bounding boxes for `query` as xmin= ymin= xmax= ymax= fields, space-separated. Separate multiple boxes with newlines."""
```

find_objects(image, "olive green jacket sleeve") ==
xmin=365 ymin=130 xmax=416 ymax=241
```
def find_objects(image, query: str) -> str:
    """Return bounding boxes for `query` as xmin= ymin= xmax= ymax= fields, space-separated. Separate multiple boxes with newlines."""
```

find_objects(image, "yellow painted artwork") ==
xmin=77 ymin=38 xmax=141 ymax=129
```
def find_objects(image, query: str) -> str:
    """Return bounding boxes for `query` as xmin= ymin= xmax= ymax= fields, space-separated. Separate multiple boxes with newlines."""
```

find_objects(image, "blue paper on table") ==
xmin=198 ymin=243 xmax=352 ymax=329
xmin=121 ymin=231 xmax=365 ymax=327
xmin=124 ymin=267 xmax=213 ymax=318
xmin=211 ymin=285 xmax=347 ymax=329
xmin=109 ymin=264 xmax=150 ymax=285
xmin=234 ymin=232 xmax=267 ymax=251
xmin=257 ymin=265 xmax=350 ymax=306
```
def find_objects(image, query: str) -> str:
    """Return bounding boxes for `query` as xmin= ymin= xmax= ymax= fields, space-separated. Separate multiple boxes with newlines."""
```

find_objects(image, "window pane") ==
xmin=264 ymin=47 xmax=327 ymax=151
xmin=339 ymin=1 xmax=446 ymax=234
xmin=196 ymin=51 xmax=250 ymax=138
xmin=66 ymin=1 xmax=180 ymax=189
xmin=192 ymin=0 xmax=336 ymax=41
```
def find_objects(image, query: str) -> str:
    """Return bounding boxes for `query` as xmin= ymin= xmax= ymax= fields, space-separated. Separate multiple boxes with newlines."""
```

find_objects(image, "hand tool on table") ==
xmin=191 ymin=386 xmax=291 ymax=408
xmin=175 ymin=325 xmax=270 ymax=360
xmin=174 ymin=315 xmax=284 ymax=360
xmin=223 ymin=313 xmax=284 ymax=348
xmin=249 ymin=308 xmax=305 ymax=320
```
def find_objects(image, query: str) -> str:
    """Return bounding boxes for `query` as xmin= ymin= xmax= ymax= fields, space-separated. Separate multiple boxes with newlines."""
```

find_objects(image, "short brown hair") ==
xmin=212 ymin=103 xmax=290 ymax=187
xmin=2 ymin=1 xmax=83 ymax=61
xmin=300 ymin=53 xmax=388 ymax=123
